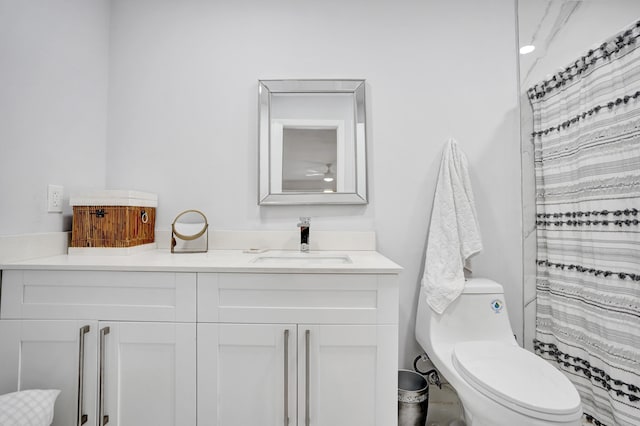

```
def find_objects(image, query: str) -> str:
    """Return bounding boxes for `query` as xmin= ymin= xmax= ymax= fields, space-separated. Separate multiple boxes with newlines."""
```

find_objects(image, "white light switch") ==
xmin=47 ymin=184 xmax=64 ymax=213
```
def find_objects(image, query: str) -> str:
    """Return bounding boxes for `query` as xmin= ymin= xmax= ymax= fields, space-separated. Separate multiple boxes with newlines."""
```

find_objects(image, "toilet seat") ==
xmin=452 ymin=341 xmax=581 ymax=418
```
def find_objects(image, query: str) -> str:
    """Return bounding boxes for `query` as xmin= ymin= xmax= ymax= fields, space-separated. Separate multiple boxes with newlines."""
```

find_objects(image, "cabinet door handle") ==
xmin=77 ymin=325 xmax=90 ymax=426
xmin=99 ymin=326 xmax=110 ymax=426
xmin=283 ymin=329 xmax=290 ymax=426
xmin=305 ymin=329 xmax=310 ymax=426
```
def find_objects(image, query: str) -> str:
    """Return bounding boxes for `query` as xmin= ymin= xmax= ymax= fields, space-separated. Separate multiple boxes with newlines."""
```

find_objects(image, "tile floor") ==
xmin=424 ymin=384 xmax=465 ymax=426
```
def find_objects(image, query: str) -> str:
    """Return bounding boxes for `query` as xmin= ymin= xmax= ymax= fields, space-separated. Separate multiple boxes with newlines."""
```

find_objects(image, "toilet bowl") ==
xmin=415 ymin=278 xmax=583 ymax=426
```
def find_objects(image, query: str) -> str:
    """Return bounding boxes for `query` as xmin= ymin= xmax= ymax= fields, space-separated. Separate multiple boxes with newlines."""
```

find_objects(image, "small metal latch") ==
xmin=413 ymin=353 xmax=443 ymax=389
xmin=92 ymin=209 xmax=107 ymax=218
xmin=427 ymin=370 xmax=442 ymax=389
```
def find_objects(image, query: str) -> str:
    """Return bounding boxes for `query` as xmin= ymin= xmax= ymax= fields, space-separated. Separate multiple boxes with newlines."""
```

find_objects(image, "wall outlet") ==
xmin=47 ymin=184 xmax=64 ymax=213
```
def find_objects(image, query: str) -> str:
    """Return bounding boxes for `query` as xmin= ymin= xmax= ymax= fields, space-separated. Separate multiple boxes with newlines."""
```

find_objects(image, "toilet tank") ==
xmin=417 ymin=278 xmax=516 ymax=346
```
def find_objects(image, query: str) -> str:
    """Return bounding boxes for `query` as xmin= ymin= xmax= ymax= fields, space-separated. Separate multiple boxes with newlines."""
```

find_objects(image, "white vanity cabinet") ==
xmin=196 ymin=273 xmax=399 ymax=426
xmin=0 ymin=319 xmax=99 ymax=426
xmin=0 ymin=270 xmax=197 ymax=426
xmin=0 ymin=250 xmax=400 ymax=426
xmin=198 ymin=323 xmax=297 ymax=425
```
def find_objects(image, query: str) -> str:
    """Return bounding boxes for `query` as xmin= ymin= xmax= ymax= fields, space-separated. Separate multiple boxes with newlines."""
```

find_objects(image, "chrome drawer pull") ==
xmin=305 ymin=329 xmax=310 ymax=426
xmin=77 ymin=325 xmax=90 ymax=426
xmin=99 ymin=327 xmax=110 ymax=426
xmin=284 ymin=329 xmax=290 ymax=426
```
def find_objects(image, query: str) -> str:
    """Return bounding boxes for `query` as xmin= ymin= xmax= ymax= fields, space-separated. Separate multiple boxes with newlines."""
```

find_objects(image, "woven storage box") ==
xmin=70 ymin=190 xmax=157 ymax=249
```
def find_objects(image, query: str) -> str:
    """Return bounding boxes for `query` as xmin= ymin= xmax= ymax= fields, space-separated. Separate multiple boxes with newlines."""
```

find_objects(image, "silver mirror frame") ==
xmin=258 ymin=79 xmax=368 ymax=205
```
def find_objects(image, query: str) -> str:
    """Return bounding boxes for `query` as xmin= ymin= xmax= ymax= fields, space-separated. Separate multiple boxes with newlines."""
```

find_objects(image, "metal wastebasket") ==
xmin=398 ymin=369 xmax=429 ymax=426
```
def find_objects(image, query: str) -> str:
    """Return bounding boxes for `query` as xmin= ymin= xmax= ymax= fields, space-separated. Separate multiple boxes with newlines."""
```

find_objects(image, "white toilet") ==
xmin=415 ymin=278 xmax=583 ymax=426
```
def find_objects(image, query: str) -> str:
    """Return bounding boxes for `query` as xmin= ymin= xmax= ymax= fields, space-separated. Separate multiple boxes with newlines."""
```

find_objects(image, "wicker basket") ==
xmin=71 ymin=205 xmax=156 ymax=248
xmin=70 ymin=190 xmax=157 ymax=249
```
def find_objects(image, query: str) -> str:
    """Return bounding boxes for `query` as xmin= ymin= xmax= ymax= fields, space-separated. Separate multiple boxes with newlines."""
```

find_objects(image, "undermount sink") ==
xmin=251 ymin=252 xmax=352 ymax=265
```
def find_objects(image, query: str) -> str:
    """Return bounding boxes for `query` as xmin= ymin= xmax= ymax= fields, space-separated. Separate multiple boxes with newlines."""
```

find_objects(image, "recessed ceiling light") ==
xmin=323 ymin=176 xmax=334 ymax=182
xmin=520 ymin=45 xmax=536 ymax=55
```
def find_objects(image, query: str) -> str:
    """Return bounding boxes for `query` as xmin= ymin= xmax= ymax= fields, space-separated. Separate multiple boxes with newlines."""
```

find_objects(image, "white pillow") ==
xmin=0 ymin=389 xmax=60 ymax=426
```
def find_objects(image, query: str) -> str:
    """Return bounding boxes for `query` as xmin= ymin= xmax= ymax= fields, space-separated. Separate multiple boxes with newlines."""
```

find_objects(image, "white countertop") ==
xmin=1 ymin=249 xmax=402 ymax=274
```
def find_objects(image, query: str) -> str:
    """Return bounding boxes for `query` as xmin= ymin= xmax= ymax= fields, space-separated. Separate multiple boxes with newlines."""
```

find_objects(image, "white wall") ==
xmin=0 ymin=0 xmax=521 ymax=368
xmin=0 ymin=0 xmax=110 ymax=235
xmin=106 ymin=0 xmax=522 ymax=367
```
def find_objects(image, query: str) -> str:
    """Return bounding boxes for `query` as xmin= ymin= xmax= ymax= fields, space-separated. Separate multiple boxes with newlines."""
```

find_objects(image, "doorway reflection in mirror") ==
xmin=282 ymin=127 xmax=338 ymax=193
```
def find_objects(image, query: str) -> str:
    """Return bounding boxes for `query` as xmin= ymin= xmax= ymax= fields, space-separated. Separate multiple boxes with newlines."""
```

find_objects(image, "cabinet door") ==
xmin=0 ymin=320 xmax=98 ymax=426
xmin=298 ymin=325 xmax=397 ymax=426
xmin=198 ymin=323 xmax=297 ymax=426
xmin=100 ymin=322 xmax=196 ymax=426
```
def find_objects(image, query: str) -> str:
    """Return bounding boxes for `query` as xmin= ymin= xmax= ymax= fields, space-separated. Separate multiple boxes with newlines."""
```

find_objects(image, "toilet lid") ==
xmin=452 ymin=341 xmax=581 ymax=416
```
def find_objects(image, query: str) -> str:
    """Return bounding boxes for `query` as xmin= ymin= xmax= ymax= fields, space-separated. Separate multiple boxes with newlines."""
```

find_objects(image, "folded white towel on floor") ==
xmin=422 ymin=138 xmax=483 ymax=314
xmin=0 ymin=389 xmax=60 ymax=426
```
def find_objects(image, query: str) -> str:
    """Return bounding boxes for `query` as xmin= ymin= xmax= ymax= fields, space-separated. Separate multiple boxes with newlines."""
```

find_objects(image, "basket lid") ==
xmin=70 ymin=190 xmax=158 ymax=207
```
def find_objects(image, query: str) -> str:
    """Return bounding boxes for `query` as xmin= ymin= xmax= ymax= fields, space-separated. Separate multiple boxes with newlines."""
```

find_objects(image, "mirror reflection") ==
xmin=282 ymin=128 xmax=337 ymax=193
xmin=258 ymin=79 xmax=367 ymax=205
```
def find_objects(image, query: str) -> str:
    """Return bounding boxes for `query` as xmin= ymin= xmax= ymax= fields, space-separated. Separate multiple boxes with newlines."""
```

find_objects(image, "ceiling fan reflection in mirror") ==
xmin=305 ymin=163 xmax=335 ymax=182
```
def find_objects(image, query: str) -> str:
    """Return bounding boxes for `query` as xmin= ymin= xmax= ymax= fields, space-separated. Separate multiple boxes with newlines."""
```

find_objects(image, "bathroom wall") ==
xmin=518 ymin=0 xmax=640 ymax=352
xmin=0 ymin=0 xmax=110 ymax=235
xmin=106 ymin=0 xmax=521 ymax=367
xmin=0 ymin=0 xmax=520 ymax=368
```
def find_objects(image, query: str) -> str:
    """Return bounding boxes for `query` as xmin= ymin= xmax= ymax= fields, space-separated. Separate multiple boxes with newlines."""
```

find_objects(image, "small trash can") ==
xmin=398 ymin=369 xmax=429 ymax=426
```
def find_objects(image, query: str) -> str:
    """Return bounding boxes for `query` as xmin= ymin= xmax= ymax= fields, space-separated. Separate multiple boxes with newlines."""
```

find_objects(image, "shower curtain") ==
xmin=528 ymin=21 xmax=640 ymax=426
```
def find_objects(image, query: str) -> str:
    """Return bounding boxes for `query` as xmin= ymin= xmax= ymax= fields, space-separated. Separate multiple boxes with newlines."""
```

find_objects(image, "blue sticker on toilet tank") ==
xmin=490 ymin=299 xmax=504 ymax=314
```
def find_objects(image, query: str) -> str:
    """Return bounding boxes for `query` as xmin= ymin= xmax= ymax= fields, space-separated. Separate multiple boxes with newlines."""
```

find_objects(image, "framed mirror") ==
xmin=258 ymin=79 xmax=368 ymax=205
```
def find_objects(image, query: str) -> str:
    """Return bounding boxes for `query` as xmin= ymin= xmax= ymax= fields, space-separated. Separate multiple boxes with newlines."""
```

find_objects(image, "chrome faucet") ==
xmin=297 ymin=217 xmax=310 ymax=252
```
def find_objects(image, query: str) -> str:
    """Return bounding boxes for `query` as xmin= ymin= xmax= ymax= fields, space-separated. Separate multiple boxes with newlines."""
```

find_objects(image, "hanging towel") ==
xmin=422 ymin=138 xmax=483 ymax=314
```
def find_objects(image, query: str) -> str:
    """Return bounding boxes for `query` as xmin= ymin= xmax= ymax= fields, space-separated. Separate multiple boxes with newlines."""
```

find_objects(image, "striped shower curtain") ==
xmin=528 ymin=21 xmax=640 ymax=426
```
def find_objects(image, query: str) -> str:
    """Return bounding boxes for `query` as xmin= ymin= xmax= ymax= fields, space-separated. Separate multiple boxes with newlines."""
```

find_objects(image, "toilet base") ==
xmin=455 ymin=385 xmax=582 ymax=426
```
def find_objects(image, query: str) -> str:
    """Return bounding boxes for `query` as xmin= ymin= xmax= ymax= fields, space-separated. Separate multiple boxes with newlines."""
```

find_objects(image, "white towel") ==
xmin=422 ymin=138 xmax=483 ymax=314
